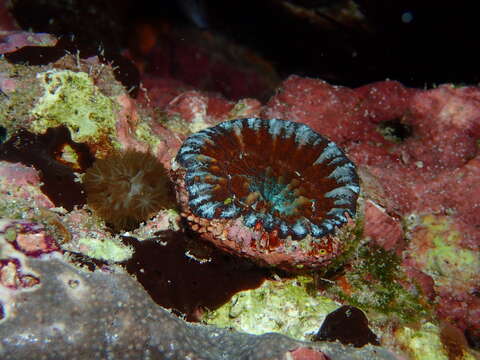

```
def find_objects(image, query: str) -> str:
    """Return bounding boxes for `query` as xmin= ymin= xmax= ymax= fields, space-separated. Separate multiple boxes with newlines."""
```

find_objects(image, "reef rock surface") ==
xmin=1 ymin=30 xmax=479 ymax=359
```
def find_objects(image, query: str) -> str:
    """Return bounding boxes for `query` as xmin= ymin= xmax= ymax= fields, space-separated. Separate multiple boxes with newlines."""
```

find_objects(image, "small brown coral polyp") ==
xmin=83 ymin=150 xmax=174 ymax=231
xmin=173 ymin=118 xmax=360 ymax=272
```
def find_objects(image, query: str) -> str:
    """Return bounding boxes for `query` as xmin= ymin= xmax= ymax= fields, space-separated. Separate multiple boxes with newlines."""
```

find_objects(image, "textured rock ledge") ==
xmin=0 ymin=243 xmax=397 ymax=360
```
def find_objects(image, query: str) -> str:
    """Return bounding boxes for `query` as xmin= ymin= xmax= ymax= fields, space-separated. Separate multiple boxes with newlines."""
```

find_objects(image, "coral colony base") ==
xmin=173 ymin=118 xmax=360 ymax=271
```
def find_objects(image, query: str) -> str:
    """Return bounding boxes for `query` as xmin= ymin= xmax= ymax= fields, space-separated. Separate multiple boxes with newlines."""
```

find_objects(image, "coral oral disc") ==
xmin=174 ymin=118 xmax=360 ymax=271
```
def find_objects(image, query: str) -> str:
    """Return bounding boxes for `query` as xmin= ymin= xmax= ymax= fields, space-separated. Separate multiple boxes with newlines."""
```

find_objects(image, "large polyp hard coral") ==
xmin=173 ymin=118 xmax=360 ymax=271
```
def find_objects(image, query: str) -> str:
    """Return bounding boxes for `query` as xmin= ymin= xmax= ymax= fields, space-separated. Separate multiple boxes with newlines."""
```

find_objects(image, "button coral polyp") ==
xmin=173 ymin=118 xmax=360 ymax=271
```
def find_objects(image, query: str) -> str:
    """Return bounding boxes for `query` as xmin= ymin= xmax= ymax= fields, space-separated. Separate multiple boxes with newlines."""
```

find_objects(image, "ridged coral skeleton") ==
xmin=174 ymin=118 xmax=360 ymax=270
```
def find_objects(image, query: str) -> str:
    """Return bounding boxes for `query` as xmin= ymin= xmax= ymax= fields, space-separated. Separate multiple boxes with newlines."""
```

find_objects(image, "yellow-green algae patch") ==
xmin=78 ymin=237 xmax=133 ymax=262
xmin=228 ymin=99 xmax=260 ymax=119
xmin=134 ymin=121 xmax=162 ymax=153
xmin=188 ymin=110 xmax=210 ymax=134
xmin=160 ymin=113 xmax=191 ymax=136
xmin=203 ymin=276 xmax=340 ymax=341
xmin=331 ymin=245 xmax=429 ymax=322
xmin=31 ymin=69 xmax=117 ymax=144
xmin=412 ymin=215 xmax=480 ymax=288
xmin=396 ymin=322 xmax=476 ymax=360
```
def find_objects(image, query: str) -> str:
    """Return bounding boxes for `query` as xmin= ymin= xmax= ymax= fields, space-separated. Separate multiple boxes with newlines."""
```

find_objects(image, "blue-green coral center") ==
xmin=247 ymin=174 xmax=302 ymax=217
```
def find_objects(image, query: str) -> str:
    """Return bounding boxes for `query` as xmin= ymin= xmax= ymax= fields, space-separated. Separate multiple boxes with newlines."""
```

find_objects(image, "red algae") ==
xmin=263 ymin=76 xmax=480 ymax=345
xmin=265 ymin=76 xmax=480 ymax=243
xmin=363 ymin=200 xmax=404 ymax=252
xmin=289 ymin=347 xmax=329 ymax=360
